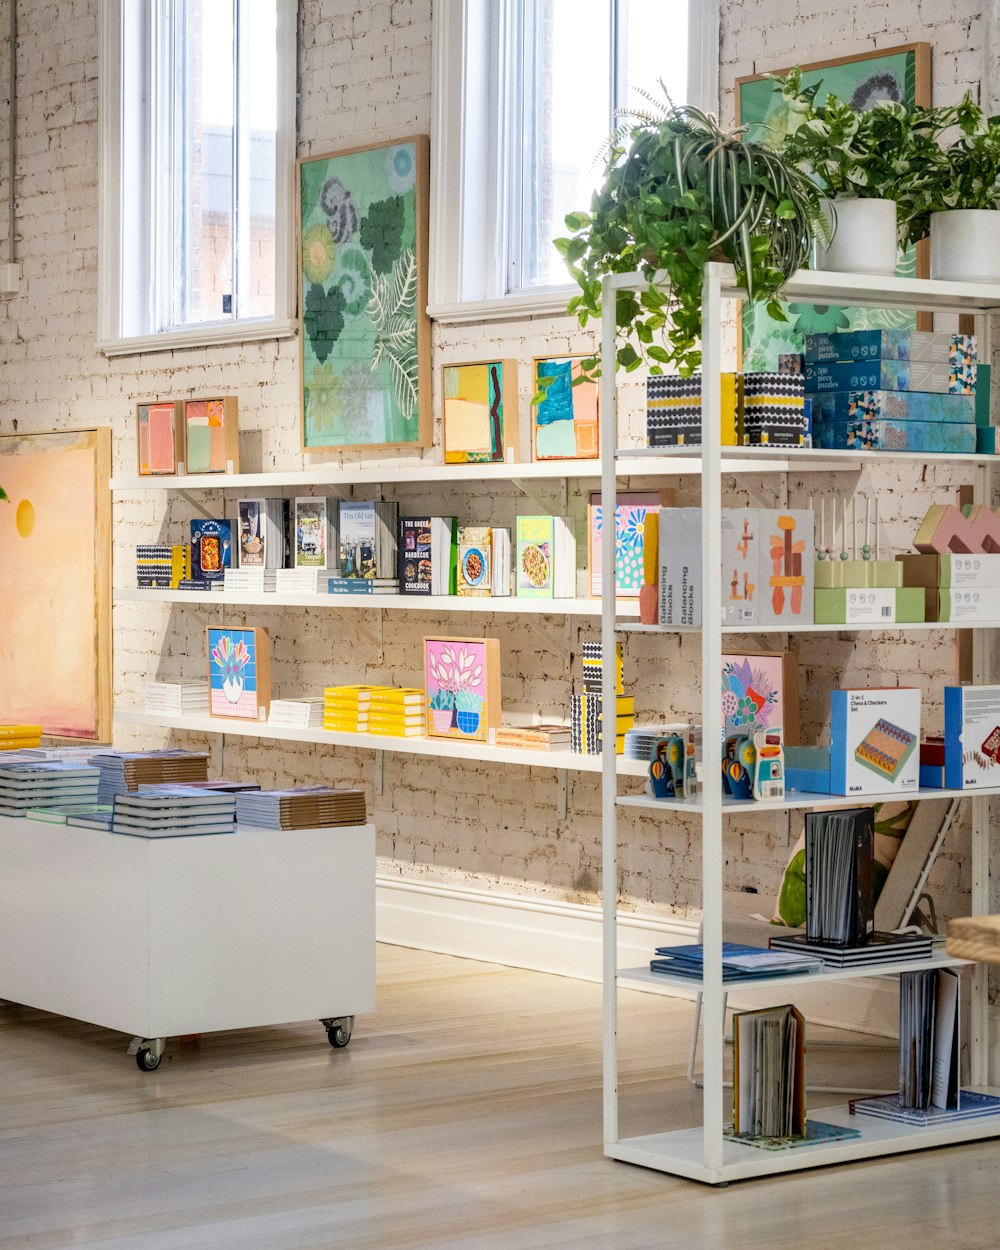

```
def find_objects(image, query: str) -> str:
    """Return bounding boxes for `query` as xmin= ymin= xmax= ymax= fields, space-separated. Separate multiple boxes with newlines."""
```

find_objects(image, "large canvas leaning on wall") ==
xmin=0 ymin=428 xmax=112 ymax=740
xmin=298 ymin=136 xmax=431 ymax=450
xmin=736 ymin=43 xmax=931 ymax=370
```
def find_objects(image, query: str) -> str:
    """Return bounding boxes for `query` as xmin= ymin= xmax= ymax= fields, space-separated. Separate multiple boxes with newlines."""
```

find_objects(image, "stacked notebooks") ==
xmin=90 ymin=750 xmax=210 ymax=804
xmin=493 ymin=723 xmax=571 ymax=751
xmin=234 ymin=786 xmax=367 ymax=829
xmin=144 ymin=680 xmax=209 ymax=717
xmin=571 ymin=642 xmax=635 ymax=755
xmin=0 ymin=723 xmax=43 ymax=752
xmin=323 ymin=685 xmax=374 ymax=732
xmin=368 ymin=688 xmax=425 ymax=737
xmin=111 ymin=785 xmax=237 ymax=838
xmin=650 ymin=942 xmax=823 ymax=982
xmin=0 ymin=760 xmax=100 ymax=816
xmin=268 ymin=697 xmax=325 ymax=729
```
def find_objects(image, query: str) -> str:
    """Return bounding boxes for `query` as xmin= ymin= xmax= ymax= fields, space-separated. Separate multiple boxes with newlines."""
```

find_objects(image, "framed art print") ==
xmin=424 ymin=636 xmax=501 ymax=742
xmin=722 ymin=649 xmax=801 ymax=746
xmin=736 ymin=44 xmax=931 ymax=369
xmin=298 ymin=136 xmax=431 ymax=450
xmin=207 ymin=626 xmax=271 ymax=721
xmin=532 ymin=357 xmax=599 ymax=460
xmin=442 ymin=360 xmax=519 ymax=464
xmin=183 ymin=396 xmax=239 ymax=474
xmin=588 ymin=490 xmax=672 ymax=598
xmin=136 ymin=401 xmax=183 ymax=476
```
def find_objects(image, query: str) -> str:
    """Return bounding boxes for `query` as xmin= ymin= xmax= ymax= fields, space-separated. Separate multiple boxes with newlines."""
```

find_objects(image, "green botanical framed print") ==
xmin=297 ymin=136 xmax=431 ymax=450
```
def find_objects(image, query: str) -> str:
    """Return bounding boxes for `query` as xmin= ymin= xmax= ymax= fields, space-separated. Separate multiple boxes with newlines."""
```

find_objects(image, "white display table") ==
xmin=0 ymin=815 xmax=375 ymax=1069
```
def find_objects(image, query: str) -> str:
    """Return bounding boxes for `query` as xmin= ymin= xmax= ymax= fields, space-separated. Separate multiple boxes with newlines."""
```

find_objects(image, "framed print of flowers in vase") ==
xmin=297 ymin=136 xmax=431 ymax=450
xmin=207 ymin=626 xmax=271 ymax=721
xmin=424 ymin=636 xmax=501 ymax=743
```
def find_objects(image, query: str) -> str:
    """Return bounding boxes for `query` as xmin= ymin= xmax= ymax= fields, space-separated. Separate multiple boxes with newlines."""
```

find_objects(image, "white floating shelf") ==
xmin=112 ymin=707 xmax=650 ymax=776
xmin=623 ymin=445 xmax=999 ymax=466
xmin=618 ymin=619 xmax=1000 ymax=635
xmin=114 ymin=588 xmax=642 ymax=617
xmin=616 ymin=784 xmax=997 ymax=816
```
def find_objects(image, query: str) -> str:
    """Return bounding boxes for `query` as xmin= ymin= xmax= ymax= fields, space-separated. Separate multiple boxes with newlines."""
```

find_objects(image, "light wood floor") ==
xmin=2 ymin=944 xmax=999 ymax=1250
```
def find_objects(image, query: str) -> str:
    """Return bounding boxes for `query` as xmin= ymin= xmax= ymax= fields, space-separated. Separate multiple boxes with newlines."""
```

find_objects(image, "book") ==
xmin=732 ymin=1004 xmax=806 ymax=1140
xmin=804 ymin=807 xmax=875 ymax=946
xmin=649 ymin=943 xmax=823 ymax=982
xmin=237 ymin=498 xmax=287 ymax=569
xmin=267 ymin=697 xmax=325 ymax=729
xmin=768 ymin=930 xmax=932 ymax=966
xmin=899 ymin=968 xmax=960 ymax=1111
xmin=493 ymin=724 xmax=571 ymax=750
xmin=516 ymin=515 xmax=576 ymax=599
xmin=339 ymin=500 xmax=399 ymax=579
xmin=398 ymin=516 xmax=459 ymax=596
xmin=327 ymin=577 xmax=398 ymax=594
xmin=234 ymin=786 xmax=367 ymax=829
xmin=294 ymin=497 xmax=337 ymax=570
xmin=190 ymin=519 xmax=233 ymax=581
xmin=850 ymin=1090 xmax=1000 ymax=1125
xmin=457 ymin=526 xmax=511 ymax=597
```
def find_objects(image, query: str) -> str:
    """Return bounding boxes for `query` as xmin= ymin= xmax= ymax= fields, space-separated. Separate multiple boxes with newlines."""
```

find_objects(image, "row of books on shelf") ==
xmin=0 ymin=746 xmax=366 ymax=835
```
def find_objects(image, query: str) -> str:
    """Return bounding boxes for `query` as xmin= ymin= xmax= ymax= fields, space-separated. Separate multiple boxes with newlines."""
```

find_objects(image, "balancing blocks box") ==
xmin=830 ymin=688 xmax=921 ymax=796
xmin=943 ymin=685 xmax=1000 ymax=789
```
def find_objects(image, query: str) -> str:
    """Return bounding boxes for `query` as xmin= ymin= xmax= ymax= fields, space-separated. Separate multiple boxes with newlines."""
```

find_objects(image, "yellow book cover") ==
xmin=0 ymin=724 xmax=43 ymax=737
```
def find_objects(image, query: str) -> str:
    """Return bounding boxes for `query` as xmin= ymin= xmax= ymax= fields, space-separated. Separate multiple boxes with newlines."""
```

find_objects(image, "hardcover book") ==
xmin=190 ymin=519 xmax=232 ymax=581
xmin=294 ymin=497 xmax=336 ymax=570
xmin=398 ymin=517 xmax=458 ymax=595
xmin=516 ymin=515 xmax=576 ymax=599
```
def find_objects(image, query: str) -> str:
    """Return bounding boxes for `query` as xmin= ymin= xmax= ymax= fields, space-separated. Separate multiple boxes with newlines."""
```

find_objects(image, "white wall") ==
xmin=0 ymin=0 xmax=987 ymax=928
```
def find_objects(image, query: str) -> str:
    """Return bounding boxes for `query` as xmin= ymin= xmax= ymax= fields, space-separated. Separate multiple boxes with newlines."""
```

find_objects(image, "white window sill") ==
xmin=97 ymin=317 xmax=297 ymax=358
xmin=427 ymin=286 xmax=576 ymax=325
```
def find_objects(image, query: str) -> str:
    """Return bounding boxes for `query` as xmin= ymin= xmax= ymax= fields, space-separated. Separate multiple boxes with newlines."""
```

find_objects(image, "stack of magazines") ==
xmin=235 ymin=786 xmax=367 ymax=829
xmin=89 ymin=750 xmax=209 ymax=803
xmin=650 ymin=942 xmax=823 ymax=982
xmin=0 ymin=760 xmax=100 ymax=816
xmin=111 ymin=785 xmax=237 ymax=838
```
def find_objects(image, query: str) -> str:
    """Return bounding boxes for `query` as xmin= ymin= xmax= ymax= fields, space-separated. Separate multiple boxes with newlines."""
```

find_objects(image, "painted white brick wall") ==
xmin=0 ymin=0 xmax=986 ymax=930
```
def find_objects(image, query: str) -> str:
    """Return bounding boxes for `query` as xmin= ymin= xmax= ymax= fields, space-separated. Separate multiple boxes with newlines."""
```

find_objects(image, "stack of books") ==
xmin=224 ymin=566 xmax=278 ymax=593
xmin=323 ymin=685 xmax=374 ymax=732
xmin=136 ymin=543 xmax=190 ymax=589
xmin=276 ymin=568 xmax=332 ymax=594
xmin=493 ymin=723 xmax=571 ymax=751
xmin=143 ymin=680 xmax=209 ymax=717
xmin=111 ymin=785 xmax=237 ymax=838
xmin=0 ymin=761 xmax=101 ymax=816
xmin=368 ymin=688 xmax=425 ymax=737
xmin=89 ymin=749 xmax=210 ymax=803
xmin=0 ymin=724 xmax=43 ymax=752
xmin=571 ymin=642 xmax=635 ymax=755
xmin=268 ymin=697 xmax=325 ymax=729
xmin=235 ymin=785 xmax=367 ymax=829
xmin=327 ymin=576 xmax=398 ymax=596
xmin=338 ymin=500 xmax=399 ymax=583
xmin=28 ymin=803 xmax=113 ymax=828
xmin=650 ymin=942 xmax=824 ymax=982
xmin=768 ymin=930 xmax=933 ymax=967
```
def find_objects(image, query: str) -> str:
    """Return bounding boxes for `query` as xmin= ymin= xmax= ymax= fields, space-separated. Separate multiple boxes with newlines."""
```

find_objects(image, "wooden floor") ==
xmin=2 ymin=945 xmax=999 ymax=1249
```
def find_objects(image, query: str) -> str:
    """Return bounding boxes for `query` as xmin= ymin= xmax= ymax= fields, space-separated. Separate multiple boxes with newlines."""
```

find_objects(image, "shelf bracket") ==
xmin=177 ymin=489 xmax=214 ymax=519
xmin=556 ymin=769 xmax=567 ymax=820
xmin=374 ymin=750 xmax=384 ymax=796
xmin=525 ymin=618 xmax=571 ymax=660
xmin=509 ymin=476 xmax=566 ymax=513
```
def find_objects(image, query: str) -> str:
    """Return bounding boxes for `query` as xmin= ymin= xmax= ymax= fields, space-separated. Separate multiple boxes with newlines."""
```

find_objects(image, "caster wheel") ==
xmin=136 ymin=1048 xmax=161 ymax=1072
xmin=326 ymin=1024 xmax=352 ymax=1048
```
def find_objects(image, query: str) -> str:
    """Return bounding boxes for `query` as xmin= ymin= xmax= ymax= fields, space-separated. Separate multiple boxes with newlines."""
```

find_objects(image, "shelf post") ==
xmin=971 ymin=452 xmax=993 ymax=1084
xmin=600 ymin=273 xmax=621 ymax=1149
xmin=700 ymin=265 xmax=725 ymax=1173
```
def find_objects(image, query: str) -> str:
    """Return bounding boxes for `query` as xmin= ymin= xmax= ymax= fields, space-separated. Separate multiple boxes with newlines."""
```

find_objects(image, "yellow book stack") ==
xmin=323 ymin=685 xmax=374 ymax=733
xmin=0 ymin=724 xmax=43 ymax=751
xmin=368 ymin=687 xmax=426 ymax=737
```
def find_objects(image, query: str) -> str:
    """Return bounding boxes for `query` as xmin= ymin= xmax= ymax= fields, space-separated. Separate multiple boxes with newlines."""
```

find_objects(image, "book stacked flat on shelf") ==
xmin=493 ymin=723 xmax=571 ymax=751
xmin=136 ymin=543 xmax=190 ymax=589
xmin=805 ymin=807 xmax=875 ymax=946
xmin=143 ymin=680 xmax=209 ymax=717
xmin=368 ymin=688 xmax=425 ymax=737
xmin=238 ymin=498 xmax=288 ymax=570
xmin=267 ymin=697 xmax=325 ymax=729
xmin=111 ymin=785 xmax=237 ymax=838
xmin=457 ymin=525 xmax=511 ymax=597
xmin=90 ymin=750 xmax=210 ymax=803
xmin=275 ymin=568 xmax=333 ymax=594
xmin=339 ymin=500 xmax=399 ymax=581
xmin=327 ymin=577 xmax=399 ymax=595
xmin=398 ymin=516 xmax=459 ymax=595
xmin=850 ymin=1090 xmax=1000 ymax=1126
xmin=571 ymin=642 xmax=634 ymax=755
xmin=234 ymin=785 xmax=367 ymax=829
xmin=649 ymin=943 xmax=824 ymax=982
xmin=323 ymin=685 xmax=374 ymax=732
xmin=732 ymin=1004 xmax=806 ymax=1141
xmin=515 ymin=516 xmax=577 ymax=599
xmin=225 ymin=567 xmax=278 ymax=593
xmin=768 ymin=930 xmax=933 ymax=967
xmin=26 ymin=802 xmax=113 ymax=826
xmin=0 ymin=724 xmax=43 ymax=752
xmin=294 ymin=497 xmax=337 ymax=571
xmin=0 ymin=761 xmax=101 ymax=816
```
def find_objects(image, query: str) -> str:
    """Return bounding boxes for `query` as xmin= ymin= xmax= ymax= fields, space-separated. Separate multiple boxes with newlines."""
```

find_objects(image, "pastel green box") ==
xmin=814 ymin=586 xmax=925 ymax=625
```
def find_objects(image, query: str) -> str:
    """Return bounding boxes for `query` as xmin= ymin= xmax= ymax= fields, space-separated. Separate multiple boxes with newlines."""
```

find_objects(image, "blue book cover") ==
xmin=944 ymin=685 xmax=965 ymax=790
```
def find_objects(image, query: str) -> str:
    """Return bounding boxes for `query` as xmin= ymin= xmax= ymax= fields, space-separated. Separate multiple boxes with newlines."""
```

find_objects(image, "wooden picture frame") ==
xmin=442 ymin=359 xmax=519 ymax=464
xmin=136 ymin=401 xmax=184 ymax=476
xmin=424 ymin=635 xmax=501 ymax=743
xmin=207 ymin=626 xmax=271 ymax=721
xmin=532 ymin=357 xmax=599 ymax=460
xmin=0 ymin=428 xmax=112 ymax=741
xmin=183 ymin=396 xmax=239 ymax=474
xmin=297 ymin=136 xmax=431 ymax=451
xmin=587 ymin=490 xmax=674 ymax=598
xmin=722 ymin=648 xmax=801 ymax=746
xmin=735 ymin=42 xmax=933 ymax=368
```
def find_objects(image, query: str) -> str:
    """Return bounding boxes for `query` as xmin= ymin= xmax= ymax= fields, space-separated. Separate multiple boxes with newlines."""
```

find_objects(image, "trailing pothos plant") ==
xmin=553 ymin=98 xmax=828 ymax=380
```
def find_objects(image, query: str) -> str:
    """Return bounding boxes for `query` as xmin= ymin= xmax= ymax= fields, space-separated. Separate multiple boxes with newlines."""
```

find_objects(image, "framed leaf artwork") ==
xmin=721 ymin=649 xmax=801 ymax=746
xmin=424 ymin=636 xmax=501 ymax=743
xmin=298 ymin=136 xmax=431 ymax=450
xmin=532 ymin=357 xmax=599 ymax=460
xmin=736 ymin=44 xmax=932 ymax=369
xmin=442 ymin=360 xmax=519 ymax=464
xmin=207 ymin=626 xmax=271 ymax=722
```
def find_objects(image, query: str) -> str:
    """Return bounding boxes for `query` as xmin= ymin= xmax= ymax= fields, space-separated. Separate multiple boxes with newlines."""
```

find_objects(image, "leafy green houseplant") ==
xmin=555 ymin=100 xmax=827 ymax=377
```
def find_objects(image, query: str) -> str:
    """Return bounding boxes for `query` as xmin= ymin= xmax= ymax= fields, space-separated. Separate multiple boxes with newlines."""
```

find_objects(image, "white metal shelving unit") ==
xmin=599 ymin=262 xmax=1000 ymax=1184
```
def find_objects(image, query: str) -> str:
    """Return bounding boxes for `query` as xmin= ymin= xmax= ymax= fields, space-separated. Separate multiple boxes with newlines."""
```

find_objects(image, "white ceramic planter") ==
xmin=929 ymin=209 xmax=1000 ymax=283
xmin=813 ymin=197 xmax=898 ymax=276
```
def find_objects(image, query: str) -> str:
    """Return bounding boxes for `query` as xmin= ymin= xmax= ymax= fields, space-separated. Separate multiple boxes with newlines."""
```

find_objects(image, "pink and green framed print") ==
xmin=424 ymin=636 xmax=501 ymax=742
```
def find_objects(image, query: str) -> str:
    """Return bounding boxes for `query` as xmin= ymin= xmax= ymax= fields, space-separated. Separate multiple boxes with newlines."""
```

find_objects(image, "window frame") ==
xmin=428 ymin=0 xmax=719 ymax=324
xmin=98 ymin=0 xmax=297 ymax=357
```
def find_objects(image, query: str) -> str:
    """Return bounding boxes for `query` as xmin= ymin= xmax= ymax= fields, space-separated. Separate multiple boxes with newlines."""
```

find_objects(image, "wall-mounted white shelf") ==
xmin=113 ymin=707 xmax=650 ymax=777
xmin=624 ymin=445 xmax=1000 ymax=466
xmin=619 ymin=619 xmax=1000 ymax=635
xmin=616 ymin=784 xmax=999 ymax=816
xmin=115 ymin=587 xmax=643 ymax=617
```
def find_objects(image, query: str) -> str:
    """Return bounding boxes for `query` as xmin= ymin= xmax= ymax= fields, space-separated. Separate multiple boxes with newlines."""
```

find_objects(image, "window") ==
xmin=99 ymin=0 xmax=296 ymax=353
xmin=429 ymin=0 xmax=717 ymax=318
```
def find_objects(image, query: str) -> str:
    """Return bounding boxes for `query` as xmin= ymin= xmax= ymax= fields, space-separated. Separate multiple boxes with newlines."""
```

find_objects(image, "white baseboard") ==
xmin=375 ymin=875 xmax=899 ymax=1037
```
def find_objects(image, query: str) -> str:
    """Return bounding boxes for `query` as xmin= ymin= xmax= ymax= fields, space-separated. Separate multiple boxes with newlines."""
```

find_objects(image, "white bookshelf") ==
xmin=598 ymin=261 xmax=1000 ymax=1184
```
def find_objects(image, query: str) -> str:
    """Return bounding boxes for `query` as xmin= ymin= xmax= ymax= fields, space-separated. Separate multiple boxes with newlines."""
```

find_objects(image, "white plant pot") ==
xmin=813 ymin=198 xmax=898 ymax=276
xmin=929 ymin=209 xmax=1000 ymax=283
